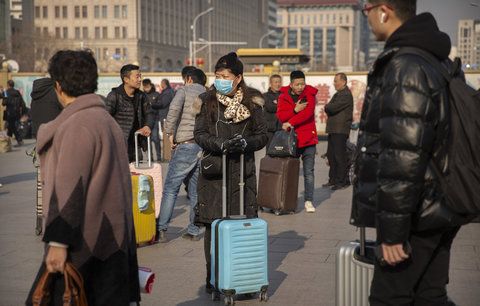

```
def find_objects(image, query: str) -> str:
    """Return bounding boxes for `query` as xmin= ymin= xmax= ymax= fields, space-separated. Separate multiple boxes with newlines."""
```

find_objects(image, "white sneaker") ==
xmin=304 ymin=201 xmax=315 ymax=213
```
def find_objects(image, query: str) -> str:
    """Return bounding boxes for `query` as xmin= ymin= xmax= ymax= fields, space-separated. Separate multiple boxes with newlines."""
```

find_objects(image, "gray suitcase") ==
xmin=336 ymin=228 xmax=375 ymax=306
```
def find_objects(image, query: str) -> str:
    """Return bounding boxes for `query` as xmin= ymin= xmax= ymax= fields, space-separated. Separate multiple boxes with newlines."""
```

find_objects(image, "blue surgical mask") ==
xmin=214 ymin=79 xmax=234 ymax=95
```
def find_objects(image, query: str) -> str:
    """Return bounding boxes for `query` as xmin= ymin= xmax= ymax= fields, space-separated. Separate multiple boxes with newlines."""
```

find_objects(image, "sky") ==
xmin=417 ymin=0 xmax=480 ymax=45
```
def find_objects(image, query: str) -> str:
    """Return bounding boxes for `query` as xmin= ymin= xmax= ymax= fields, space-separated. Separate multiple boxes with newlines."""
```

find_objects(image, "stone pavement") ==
xmin=0 ymin=140 xmax=479 ymax=306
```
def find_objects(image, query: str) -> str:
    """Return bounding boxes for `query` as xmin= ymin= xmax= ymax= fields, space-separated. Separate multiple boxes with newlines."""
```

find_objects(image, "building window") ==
xmin=75 ymin=27 xmax=80 ymax=39
xmin=103 ymin=48 xmax=109 ymax=60
xmin=102 ymin=5 xmax=107 ymax=18
xmin=346 ymin=15 xmax=349 ymax=24
xmin=122 ymin=5 xmax=127 ymax=18
xmin=95 ymin=27 xmax=100 ymax=39
xmin=94 ymin=5 xmax=100 ymax=18
xmin=62 ymin=6 xmax=67 ymax=18
xmin=35 ymin=6 xmax=40 ymax=18
xmin=115 ymin=27 xmax=120 ymax=38
xmin=122 ymin=27 xmax=127 ymax=38
xmin=327 ymin=28 xmax=336 ymax=64
xmin=294 ymin=15 xmax=298 ymax=25
xmin=339 ymin=15 xmax=343 ymax=24
xmin=102 ymin=27 xmax=108 ymax=39
xmin=35 ymin=27 xmax=41 ymax=36
xmin=288 ymin=29 xmax=297 ymax=48
xmin=74 ymin=6 xmax=80 ymax=18
xmin=82 ymin=6 xmax=87 ymax=18
xmin=301 ymin=28 xmax=310 ymax=53
xmin=63 ymin=27 xmax=68 ymax=39
xmin=43 ymin=27 xmax=48 ymax=36
xmin=123 ymin=48 xmax=128 ymax=59
xmin=82 ymin=27 xmax=88 ymax=39
xmin=43 ymin=6 xmax=48 ymax=18
xmin=115 ymin=48 xmax=121 ymax=59
xmin=55 ymin=27 xmax=61 ymax=38
xmin=320 ymin=14 xmax=323 ymax=24
xmin=114 ymin=5 xmax=120 ymax=18
xmin=314 ymin=28 xmax=323 ymax=59
xmin=55 ymin=6 xmax=60 ymax=18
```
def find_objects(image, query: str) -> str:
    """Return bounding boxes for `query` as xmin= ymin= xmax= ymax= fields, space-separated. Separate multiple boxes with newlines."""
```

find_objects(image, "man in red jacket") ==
xmin=277 ymin=70 xmax=319 ymax=213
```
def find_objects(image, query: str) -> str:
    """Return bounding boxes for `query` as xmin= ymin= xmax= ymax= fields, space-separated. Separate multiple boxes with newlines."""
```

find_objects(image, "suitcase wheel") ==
xmin=211 ymin=291 xmax=221 ymax=301
xmin=224 ymin=295 xmax=234 ymax=305
xmin=259 ymin=290 xmax=268 ymax=302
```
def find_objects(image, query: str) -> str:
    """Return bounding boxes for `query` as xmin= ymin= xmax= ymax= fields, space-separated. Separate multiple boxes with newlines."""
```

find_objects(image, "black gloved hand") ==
xmin=222 ymin=134 xmax=247 ymax=153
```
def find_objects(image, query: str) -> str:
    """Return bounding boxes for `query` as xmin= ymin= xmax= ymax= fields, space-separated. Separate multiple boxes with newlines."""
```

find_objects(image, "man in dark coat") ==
xmin=1 ymin=80 xmax=26 ymax=146
xmin=142 ymin=78 xmax=162 ymax=161
xmin=30 ymin=77 xmax=63 ymax=137
xmin=152 ymin=78 xmax=175 ymax=129
xmin=324 ymin=73 xmax=353 ymax=190
xmin=105 ymin=64 xmax=155 ymax=162
xmin=262 ymin=74 xmax=282 ymax=149
xmin=352 ymin=1 xmax=470 ymax=304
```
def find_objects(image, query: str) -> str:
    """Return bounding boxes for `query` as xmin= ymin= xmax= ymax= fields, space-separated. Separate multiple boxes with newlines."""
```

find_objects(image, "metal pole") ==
xmin=258 ymin=30 xmax=276 ymax=48
xmin=191 ymin=7 xmax=214 ymax=67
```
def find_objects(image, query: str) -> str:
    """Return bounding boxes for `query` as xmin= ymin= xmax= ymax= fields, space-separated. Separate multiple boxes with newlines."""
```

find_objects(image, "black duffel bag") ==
xmin=267 ymin=129 xmax=297 ymax=158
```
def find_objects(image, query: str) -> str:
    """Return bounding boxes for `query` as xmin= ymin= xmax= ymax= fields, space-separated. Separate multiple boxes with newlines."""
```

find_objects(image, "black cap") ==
xmin=215 ymin=52 xmax=244 ymax=76
xmin=290 ymin=70 xmax=305 ymax=82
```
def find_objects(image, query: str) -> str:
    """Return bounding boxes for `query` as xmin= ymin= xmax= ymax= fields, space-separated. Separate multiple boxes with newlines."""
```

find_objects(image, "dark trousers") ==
xmin=204 ymin=224 xmax=212 ymax=285
xmin=6 ymin=118 xmax=22 ymax=143
xmin=151 ymin=120 xmax=162 ymax=161
xmin=370 ymin=226 xmax=461 ymax=306
xmin=326 ymin=133 xmax=348 ymax=185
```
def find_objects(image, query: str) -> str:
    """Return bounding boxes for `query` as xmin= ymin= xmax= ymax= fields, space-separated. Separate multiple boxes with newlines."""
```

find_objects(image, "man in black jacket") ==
xmin=142 ymin=78 xmax=162 ymax=161
xmin=352 ymin=1 xmax=468 ymax=305
xmin=105 ymin=64 xmax=154 ymax=162
xmin=1 ymin=80 xmax=26 ymax=146
xmin=324 ymin=73 xmax=353 ymax=190
xmin=262 ymin=74 xmax=282 ymax=149
xmin=30 ymin=78 xmax=63 ymax=137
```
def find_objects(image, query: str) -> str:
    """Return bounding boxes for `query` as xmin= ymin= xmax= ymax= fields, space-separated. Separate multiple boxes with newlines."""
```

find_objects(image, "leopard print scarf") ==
xmin=216 ymin=88 xmax=250 ymax=123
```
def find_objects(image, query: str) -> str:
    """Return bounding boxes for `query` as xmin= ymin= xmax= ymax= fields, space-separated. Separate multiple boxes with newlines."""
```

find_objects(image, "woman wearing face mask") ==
xmin=193 ymin=52 xmax=268 ymax=294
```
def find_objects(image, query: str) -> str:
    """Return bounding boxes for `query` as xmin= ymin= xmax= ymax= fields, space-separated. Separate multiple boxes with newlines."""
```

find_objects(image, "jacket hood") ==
xmin=36 ymin=94 xmax=105 ymax=154
xmin=385 ymin=12 xmax=451 ymax=60
xmin=280 ymin=84 xmax=318 ymax=96
xmin=30 ymin=78 xmax=55 ymax=100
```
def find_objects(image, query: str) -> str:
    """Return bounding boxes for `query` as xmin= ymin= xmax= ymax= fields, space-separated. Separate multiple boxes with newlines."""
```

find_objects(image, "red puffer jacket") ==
xmin=276 ymin=85 xmax=318 ymax=148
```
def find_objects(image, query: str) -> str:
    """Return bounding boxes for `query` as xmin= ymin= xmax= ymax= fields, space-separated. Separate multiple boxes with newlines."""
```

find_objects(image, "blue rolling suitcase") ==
xmin=210 ymin=154 xmax=269 ymax=305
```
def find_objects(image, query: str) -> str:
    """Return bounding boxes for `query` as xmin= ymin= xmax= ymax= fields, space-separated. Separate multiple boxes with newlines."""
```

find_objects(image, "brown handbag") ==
xmin=32 ymin=262 xmax=88 ymax=306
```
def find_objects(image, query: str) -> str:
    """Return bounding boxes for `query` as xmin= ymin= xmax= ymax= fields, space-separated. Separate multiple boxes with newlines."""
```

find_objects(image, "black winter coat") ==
xmin=194 ymin=87 xmax=268 ymax=224
xmin=152 ymin=87 xmax=174 ymax=123
xmin=145 ymin=89 xmax=161 ymax=122
xmin=351 ymin=13 xmax=470 ymax=245
xmin=30 ymin=78 xmax=63 ymax=136
xmin=324 ymin=87 xmax=353 ymax=135
xmin=2 ymin=88 xmax=26 ymax=120
xmin=262 ymin=89 xmax=281 ymax=133
xmin=105 ymin=84 xmax=155 ymax=140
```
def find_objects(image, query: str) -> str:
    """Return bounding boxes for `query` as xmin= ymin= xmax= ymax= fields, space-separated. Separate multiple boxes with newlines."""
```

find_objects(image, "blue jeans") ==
xmin=151 ymin=121 xmax=161 ymax=161
xmin=298 ymin=145 xmax=316 ymax=202
xmin=157 ymin=143 xmax=201 ymax=235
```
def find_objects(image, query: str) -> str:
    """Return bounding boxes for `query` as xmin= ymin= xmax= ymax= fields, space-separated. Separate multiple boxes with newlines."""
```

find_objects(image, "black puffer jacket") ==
xmin=351 ymin=13 xmax=469 ymax=245
xmin=194 ymin=87 xmax=268 ymax=224
xmin=105 ymin=84 xmax=155 ymax=140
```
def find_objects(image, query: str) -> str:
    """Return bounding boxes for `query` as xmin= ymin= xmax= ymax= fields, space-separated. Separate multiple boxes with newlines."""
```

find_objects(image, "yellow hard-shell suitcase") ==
xmin=131 ymin=173 xmax=156 ymax=245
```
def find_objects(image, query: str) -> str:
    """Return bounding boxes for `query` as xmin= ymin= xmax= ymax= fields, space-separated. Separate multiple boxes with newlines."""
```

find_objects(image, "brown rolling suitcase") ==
xmin=257 ymin=156 xmax=300 ymax=215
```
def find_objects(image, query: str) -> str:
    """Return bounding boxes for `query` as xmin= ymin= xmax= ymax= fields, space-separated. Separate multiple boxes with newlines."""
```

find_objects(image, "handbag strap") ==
xmin=65 ymin=263 xmax=88 ymax=306
xmin=32 ymin=267 xmax=52 ymax=306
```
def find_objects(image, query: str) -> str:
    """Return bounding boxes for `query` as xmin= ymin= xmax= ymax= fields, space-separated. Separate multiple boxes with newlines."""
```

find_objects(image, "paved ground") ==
xmin=0 ymin=139 xmax=479 ymax=306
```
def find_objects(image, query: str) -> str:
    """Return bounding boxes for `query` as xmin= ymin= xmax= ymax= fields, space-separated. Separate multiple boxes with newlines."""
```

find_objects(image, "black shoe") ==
xmin=182 ymin=232 xmax=201 ymax=241
xmin=14 ymin=141 xmax=23 ymax=147
xmin=155 ymin=230 xmax=168 ymax=243
xmin=331 ymin=184 xmax=349 ymax=190
xmin=322 ymin=182 xmax=334 ymax=188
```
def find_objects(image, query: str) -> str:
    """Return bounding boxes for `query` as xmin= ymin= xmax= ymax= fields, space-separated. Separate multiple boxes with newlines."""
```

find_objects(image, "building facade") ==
xmin=31 ymin=0 xmax=271 ymax=73
xmin=458 ymin=19 xmax=480 ymax=70
xmin=276 ymin=0 xmax=368 ymax=71
xmin=0 ymin=0 xmax=11 ymax=56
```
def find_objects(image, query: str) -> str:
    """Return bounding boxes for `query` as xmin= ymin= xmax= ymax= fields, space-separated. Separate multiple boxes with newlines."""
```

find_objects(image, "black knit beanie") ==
xmin=290 ymin=70 xmax=305 ymax=82
xmin=215 ymin=52 xmax=244 ymax=76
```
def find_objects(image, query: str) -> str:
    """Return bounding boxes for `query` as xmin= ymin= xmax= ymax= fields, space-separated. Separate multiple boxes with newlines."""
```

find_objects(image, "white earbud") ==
xmin=380 ymin=13 xmax=386 ymax=24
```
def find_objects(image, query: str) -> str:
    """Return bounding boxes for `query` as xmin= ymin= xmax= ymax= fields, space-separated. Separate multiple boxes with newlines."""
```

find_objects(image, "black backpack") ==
xmin=398 ymin=47 xmax=480 ymax=218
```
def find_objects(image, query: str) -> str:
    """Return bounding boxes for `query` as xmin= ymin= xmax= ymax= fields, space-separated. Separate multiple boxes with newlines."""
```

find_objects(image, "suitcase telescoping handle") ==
xmin=134 ymin=131 xmax=152 ymax=168
xmin=222 ymin=153 xmax=245 ymax=218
